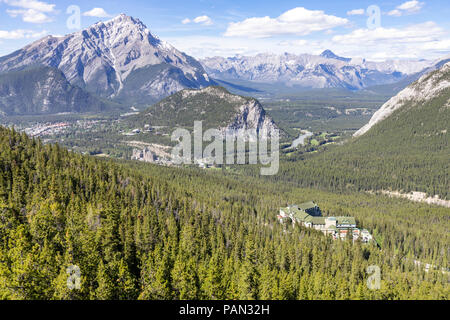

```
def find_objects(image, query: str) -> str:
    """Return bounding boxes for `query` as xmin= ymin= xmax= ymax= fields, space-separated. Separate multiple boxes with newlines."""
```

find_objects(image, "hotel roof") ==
xmin=297 ymin=201 xmax=318 ymax=211
xmin=336 ymin=217 xmax=356 ymax=225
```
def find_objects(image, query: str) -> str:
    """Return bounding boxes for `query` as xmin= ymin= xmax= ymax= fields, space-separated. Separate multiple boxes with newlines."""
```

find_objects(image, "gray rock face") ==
xmin=223 ymin=98 xmax=278 ymax=137
xmin=354 ymin=62 xmax=450 ymax=137
xmin=320 ymin=50 xmax=351 ymax=63
xmin=132 ymin=86 xmax=278 ymax=135
xmin=0 ymin=66 xmax=107 ymax=115
xmin=0 ymin=14 xmax=214 ymax=104
xmin=201 ymin=52 xmax=433 ymax=90
xmin=178 ymin=86 xmax=278 ymax=135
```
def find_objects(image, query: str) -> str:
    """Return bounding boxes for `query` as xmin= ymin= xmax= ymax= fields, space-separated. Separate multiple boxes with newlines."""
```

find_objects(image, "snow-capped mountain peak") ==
xmin=0 ymin=14 xmax=213 ymax=102
xmin=320 ymin=50 xmax=351 ymax=62
xmin=200 ymin=53 xmax=434 ymax=90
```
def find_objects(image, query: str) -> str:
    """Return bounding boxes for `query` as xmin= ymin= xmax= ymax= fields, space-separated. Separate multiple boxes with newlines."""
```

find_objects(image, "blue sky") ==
xmin=1 ymin=0 xmax=449 ymax=60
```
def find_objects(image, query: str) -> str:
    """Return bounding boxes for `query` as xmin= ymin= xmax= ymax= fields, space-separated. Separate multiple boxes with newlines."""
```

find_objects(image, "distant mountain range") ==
xmin=0 ymin=13 xmax=448 ymax=118
xmin=0 ymin=14 xmax=214 ymax=115
xmin=200 ymin=51 xmax=435 ymax=90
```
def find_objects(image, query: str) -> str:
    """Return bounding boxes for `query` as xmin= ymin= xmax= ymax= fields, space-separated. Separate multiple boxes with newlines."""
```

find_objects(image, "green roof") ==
xmin=297 ymin=201 xmax=317 ymax=211
xmin=282 ymin=206 xmax=300 ymax=214
xmin=280 ymin=205 xmax=357 ymax=229
xmin=294 ymin=210 xmax=311 ymax=222
xmin=281 ymin=202 xmax=322 ymax=224
xmin=336 ymin=217 xmax=356 ymax=225
xmin=311 ymin=217 xmax=325 ymax=225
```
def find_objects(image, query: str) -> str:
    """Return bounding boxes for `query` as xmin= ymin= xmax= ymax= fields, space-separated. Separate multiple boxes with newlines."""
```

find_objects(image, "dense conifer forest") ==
xmin=0 ymin=127 xmax=448 ymax=300
xmin=240 ymin=87 xmax=450 ymax=200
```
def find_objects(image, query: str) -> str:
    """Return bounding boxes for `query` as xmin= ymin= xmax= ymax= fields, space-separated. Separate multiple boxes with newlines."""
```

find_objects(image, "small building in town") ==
xmin=132 ymin=148 xmax=158 ymax=163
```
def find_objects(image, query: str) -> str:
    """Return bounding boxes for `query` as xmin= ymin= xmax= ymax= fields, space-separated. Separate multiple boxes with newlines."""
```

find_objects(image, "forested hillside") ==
xmin=250 ymin=65 xmax=450 ymax=199
xmin=0 ymin=127 xmax=448 ymax=300
xmin=127 ymin=86 xmax=276 ymax=133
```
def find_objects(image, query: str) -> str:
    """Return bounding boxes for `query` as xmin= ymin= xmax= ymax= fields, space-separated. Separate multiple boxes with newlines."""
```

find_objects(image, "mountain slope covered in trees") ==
xmin=0 ymin=126 xmax=448 ymax=300
xmin=126 ymin=86 xmax=277 ymax=133
xmin=260 ymin=63 xmax=449 ymax=200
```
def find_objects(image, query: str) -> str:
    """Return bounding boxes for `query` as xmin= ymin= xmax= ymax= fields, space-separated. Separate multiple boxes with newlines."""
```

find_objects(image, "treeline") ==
xmin=0 ymin=127 xmax=448 ymax=300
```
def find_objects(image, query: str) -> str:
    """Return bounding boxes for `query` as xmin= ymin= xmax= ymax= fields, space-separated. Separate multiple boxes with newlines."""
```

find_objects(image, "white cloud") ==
xmin=0 ymin=28 xmax=47 ymax=39
xmin=347 ymin=9 xmax=365 ymax=16
xmin=1 ymin=0 xmax=56 ymax=23
xmin=330 ymin=21 xmax=449 ymax=60
xmin=1 ymin=0 xmax=55 ymax=12
xmin=398 ymin=0 xmax=424 ymax=12
xmin=332 ymin=22 xmax=443 ymax=45
xmin=193 ymin=15 xmax=213 ymax=26
xmin=387 ymin=1 xmax=424 ymax=16
xmin=164 ymin=36 xmax=283 ymax=58
xmin=387 ymin=9 xmax=402 ymax=17
xmin=181 ymin=15 xmax=213 ymax=26
xmin=83 ymin=8 xmax=112 ymax=18
xmin=7 ymin=8 xmax=51 ymax=23
xmin=224 ymin=7 xmax=349 ymax=38
xmin=278 ymin=39 xmax=308 ymax=47
xmin=165 ymin=20 xmax=450 ymax=61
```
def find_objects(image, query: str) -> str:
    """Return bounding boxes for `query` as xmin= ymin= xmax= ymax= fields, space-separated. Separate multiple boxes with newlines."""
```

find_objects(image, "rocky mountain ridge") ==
xmin=0 ymin=14 xmax=214 ymax=106
xmin=130 ymin=86 xmax=278 ymax=135
xmin=0 ymin=66 xmax=108 ymax=115
xmin=355 ymin=62 xmax=450 ymax=137
xmin=201 ymin=51 xmax=434 ymax=90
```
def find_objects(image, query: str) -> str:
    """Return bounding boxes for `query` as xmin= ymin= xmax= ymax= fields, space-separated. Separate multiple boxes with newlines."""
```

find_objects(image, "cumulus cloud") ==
xmin=181 ymin=18 xmax=191 ymax=24
xmin=83 ymin=8 xmax=113 ymax=18
xmin=347 ymin=9 xmax=365 ymax=16
xmin=0 ymin=28 xmax=47 ymax=39
xmin=398 ymin=0 xmax=424 ymax=11
xmin=224 ymin=7 xmax=349 ymax=38
xmin=388 ymin=1 xmax=424 ymax=16
xmin=1 ymin=0 xmax=56 ymax=23
xmin=332 ymin=21 xmax=443 ymax=45
xmin=1 ymin=0 xmax=55 ymax=12
xmin=329 ymin=21 xmax=449 ymax=60
xmin=7 ymin=8 xmax=52 ymax=23
xmin=166 ymin=20 xmax=450 ymax=61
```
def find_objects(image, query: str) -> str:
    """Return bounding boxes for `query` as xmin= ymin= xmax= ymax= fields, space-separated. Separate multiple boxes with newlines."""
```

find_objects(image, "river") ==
xmin=290 ymin=130 xmax=313 ymax=149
